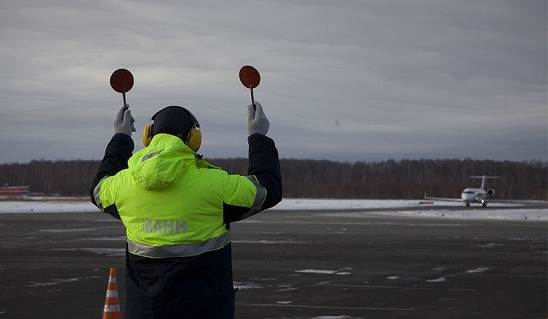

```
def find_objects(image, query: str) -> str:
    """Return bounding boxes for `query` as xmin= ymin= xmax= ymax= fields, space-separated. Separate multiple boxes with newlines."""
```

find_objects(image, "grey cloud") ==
xmin=0 ymin=0 xmax=545 ymax=163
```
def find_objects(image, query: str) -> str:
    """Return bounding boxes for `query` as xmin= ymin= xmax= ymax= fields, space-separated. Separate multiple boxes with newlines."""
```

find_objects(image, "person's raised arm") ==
xmin=221 ymin=102 xmax=282 ymax=224
xmin=89 ymin=106 xmax=135 ymax=218
xmin=246 ymin=102 xmax=282 ymax=210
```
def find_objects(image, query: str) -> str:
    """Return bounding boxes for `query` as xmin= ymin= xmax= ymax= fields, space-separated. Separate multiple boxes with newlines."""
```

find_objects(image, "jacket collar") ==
xmin=148 ymin=133 xmax=219 ymax=169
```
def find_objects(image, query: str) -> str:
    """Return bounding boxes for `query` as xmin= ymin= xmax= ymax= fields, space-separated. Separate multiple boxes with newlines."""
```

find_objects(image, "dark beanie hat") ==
xmin=152 ymin=106 xmax=199 ymax=139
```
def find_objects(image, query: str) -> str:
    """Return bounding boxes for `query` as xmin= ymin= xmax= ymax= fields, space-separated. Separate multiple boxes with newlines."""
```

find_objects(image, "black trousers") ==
xmin=125 ymin=244 xmax=234 ymax=319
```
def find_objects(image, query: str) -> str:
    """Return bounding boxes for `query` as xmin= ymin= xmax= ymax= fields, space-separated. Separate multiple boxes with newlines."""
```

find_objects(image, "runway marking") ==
xmin=236 ymin=302 xmax=415 ymax=311
xmin=318 ymin=283 xmax=477 ymax=292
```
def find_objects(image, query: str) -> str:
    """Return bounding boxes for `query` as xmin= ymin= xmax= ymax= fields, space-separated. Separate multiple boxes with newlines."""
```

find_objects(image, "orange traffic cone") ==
xmin=102 ymin=267 xmax=122 ymax=319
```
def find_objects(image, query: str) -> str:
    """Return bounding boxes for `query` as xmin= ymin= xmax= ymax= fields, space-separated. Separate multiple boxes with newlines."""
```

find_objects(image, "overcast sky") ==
xmin=1 ymin=0 xmax=546 ymax=163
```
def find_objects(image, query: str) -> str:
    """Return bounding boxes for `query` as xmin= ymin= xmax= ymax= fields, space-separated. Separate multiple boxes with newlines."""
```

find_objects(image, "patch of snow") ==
xmin=466 ymin=267 xmax=490 ymax=274
xmin=294 ymin=268 xmax=353 ymax=276
xmin=1 ymin=199 xmax=541 ymax=223
xmin=0 ymin=201 xmax=96 ymax=213
xmin=0 ymin=199 xmax=420 ymax=213
xmin=233 ymin=281 xmax=262 ymax=289
xmin=274 ymin=199 xmax=496 ymax=210
xmin=386 ymin=276 xmax=400 ymax=280
xmin=276 ymin=301 xmax=292 ymax=304
xmin=27 ymin=277 xmax=82 ymax=288
xmin=426 ymin=277 xmax=447 ymax=283
xmin=0 ymin=199 xmax=535 ymax=214
xmin=373 ymin=208 xmax=548 ymax=221
xmin=295 ymin=269 xmax=337 ymax=275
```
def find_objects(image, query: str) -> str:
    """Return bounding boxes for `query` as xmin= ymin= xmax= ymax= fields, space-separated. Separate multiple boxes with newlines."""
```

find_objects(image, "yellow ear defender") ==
xmin=186 ymin=127 xmax=202 ymax=152
xmin=142 ymin=122 xmax=153 ymax=147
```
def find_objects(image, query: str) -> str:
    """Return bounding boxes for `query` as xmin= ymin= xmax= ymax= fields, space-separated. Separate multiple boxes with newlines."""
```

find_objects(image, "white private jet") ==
xmin=425 ymin=175 xmax=501 ymax=207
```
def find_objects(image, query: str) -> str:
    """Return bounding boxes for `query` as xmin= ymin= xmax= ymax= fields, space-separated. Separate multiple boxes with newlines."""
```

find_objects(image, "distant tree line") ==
xmin=0 ymin=158 xmax=546 ymax=200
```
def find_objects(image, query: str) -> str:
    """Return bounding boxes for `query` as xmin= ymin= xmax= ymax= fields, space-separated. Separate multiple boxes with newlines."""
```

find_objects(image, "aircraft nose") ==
xmin=461 ymin=193 xmax=473 ymax=201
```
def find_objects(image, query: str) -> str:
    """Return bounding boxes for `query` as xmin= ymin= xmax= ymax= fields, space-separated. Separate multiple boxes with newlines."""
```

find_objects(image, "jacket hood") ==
xmin=128 ymin=134 xmax=196 ymax=190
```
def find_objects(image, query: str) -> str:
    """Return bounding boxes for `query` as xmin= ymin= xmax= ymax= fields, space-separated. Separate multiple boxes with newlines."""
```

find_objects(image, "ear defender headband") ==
xmin=142 ymin=106 xmax=202 ymax=152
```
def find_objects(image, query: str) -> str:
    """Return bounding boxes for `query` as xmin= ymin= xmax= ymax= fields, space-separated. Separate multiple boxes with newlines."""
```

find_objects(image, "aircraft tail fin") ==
xmin=470 ymin=175 xmax=501 ymax=190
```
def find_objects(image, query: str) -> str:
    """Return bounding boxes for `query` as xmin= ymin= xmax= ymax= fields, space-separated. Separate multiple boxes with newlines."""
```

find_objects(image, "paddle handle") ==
xmin=250 ymin=88 xmax=256 ymax=111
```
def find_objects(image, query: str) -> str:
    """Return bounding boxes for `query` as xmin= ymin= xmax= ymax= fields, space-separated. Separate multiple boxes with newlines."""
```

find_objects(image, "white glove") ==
xmin=114 ymin=105 xmax=136 ymax=136
xmin=247 ymin=102 xmax=269 ymax=136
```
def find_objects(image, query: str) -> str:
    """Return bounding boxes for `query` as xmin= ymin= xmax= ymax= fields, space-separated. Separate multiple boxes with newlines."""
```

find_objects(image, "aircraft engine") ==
xmin=487 ymin=188 xmax=495 ymax=198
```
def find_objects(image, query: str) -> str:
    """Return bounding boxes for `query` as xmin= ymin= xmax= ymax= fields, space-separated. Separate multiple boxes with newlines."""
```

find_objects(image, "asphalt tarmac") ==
xmin=0 ymin=207 xmax=546 ymax=319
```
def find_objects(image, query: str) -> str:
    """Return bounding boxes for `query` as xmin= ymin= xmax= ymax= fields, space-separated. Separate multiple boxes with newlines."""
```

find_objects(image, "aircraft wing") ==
xmin=424 ymin=193 xmax=463 ymax=202
xmin=485 ymin=199 xmax=533 ymax=204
